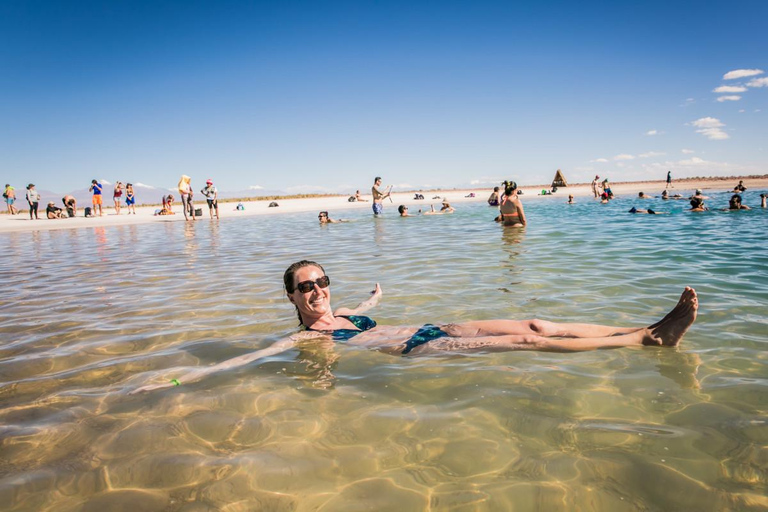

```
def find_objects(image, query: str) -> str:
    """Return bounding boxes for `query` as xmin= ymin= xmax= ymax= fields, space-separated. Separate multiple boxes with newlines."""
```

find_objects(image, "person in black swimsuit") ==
xmin=132 ymin=261 xmax=699 ymax=393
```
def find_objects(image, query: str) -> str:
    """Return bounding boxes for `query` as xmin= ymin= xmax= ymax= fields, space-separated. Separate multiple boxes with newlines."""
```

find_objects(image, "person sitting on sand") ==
xmin=488 ymin=187 xmax=500 ymax=206
xmin=62 ymin=195 xmax=77 ymax=217
xmin=497 ymin=180 xmax=526 ymax=227
xmin=733 ymin=180 xmax=747 ymax=193
xmin=161 ymin=194 xmax=175 ymax=215
xmin=689 ymin=197 xmax=708 ymax=212
xmin=46 ymin=202 xmax=65 ymax=219
xmin=318 ymin=211 xmax=346 ymax=223
xmin=465 ymin=193 xmax=475 ymax=198
xmin=131 ymin=260 xmax=699 ymax=393
xmin=725 ymin=194 xmax=750 ymax=211
xmin=355 ymin=190 xmax=368 ymax=202
xmin=628 ymin=207 xmax=665 ymax=215
xmin=567 ymin=195 xmax=575 ymax=204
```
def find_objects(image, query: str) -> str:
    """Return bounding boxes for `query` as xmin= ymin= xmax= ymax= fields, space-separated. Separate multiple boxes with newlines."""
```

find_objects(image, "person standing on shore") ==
xmin=371 ymin=177 xmax=391 ymax=216
xmin=125 ymin=184 xmax=136 ymax=214
xmin=666 ymin=171 xmax=672 ymax=189
xmin=178 ymin=175 xmax=195 ymax=221
xmin=113 ymin=181 xmax=124 ymax=215
xmin=201 ymin=179 xmax=219 ymax=219
xmin=4 ymin=184 xmax=18 ymax=215
xmin=601 ymin=178 xmax=613 ymax=198
xmin=591 ymin=176 xmax=600 ymax=198
xmin=89 ymin=180 xmax=103 ymax=216
xmin=26 ymin=184 xmax=40 ymax=220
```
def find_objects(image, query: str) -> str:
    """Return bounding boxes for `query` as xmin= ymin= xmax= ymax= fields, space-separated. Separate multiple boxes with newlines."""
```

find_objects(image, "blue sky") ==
xmin=1 ymin=0 xmax=766 ymax=195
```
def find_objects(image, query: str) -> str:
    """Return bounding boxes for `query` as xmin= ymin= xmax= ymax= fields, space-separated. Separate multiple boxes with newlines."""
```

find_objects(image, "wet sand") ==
xmin=1 ymin=176 xmax=766 ymax=233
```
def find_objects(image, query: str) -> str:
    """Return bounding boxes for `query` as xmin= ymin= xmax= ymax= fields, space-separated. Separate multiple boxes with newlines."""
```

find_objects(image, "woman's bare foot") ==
xmin=643 ymin=287 xmax=698 ymax=346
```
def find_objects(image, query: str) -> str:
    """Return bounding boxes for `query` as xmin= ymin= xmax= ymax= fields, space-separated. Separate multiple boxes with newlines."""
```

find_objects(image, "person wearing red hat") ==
xmin=201 ymin=179 xmax=219 ymax=219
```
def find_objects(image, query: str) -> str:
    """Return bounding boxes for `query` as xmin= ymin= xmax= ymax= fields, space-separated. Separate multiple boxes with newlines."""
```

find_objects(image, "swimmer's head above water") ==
xmin=284 ymin=260 xmax=329 ymax=326
xmin=502 ymin=180 xmax=517 ymax=196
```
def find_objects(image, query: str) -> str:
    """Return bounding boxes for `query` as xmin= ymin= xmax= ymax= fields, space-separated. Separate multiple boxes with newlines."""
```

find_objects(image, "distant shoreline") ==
xmin=2 ymin=175 xmax=766 ymax=234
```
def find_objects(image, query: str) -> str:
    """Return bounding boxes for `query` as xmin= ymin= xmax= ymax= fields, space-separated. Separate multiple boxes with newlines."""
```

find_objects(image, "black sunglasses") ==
xmin=296 ymin=276 xmax=331 ymax=293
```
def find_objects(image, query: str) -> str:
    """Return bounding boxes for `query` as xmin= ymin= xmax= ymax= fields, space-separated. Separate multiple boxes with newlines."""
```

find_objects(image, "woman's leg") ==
xmin=181 ymin=194 xmax=190 ymax=220
xmin=444 ymin=288 xmax=697 ymax=340
xmin=422 ymin=290 xmax=697 ymax=353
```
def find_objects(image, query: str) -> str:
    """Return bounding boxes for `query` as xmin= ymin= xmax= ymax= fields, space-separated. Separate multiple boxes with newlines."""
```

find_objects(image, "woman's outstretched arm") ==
xmin=130 ymin=334 xmax=306 ymax=394
xmin=334 ymin=283 xmax=382 ymax=316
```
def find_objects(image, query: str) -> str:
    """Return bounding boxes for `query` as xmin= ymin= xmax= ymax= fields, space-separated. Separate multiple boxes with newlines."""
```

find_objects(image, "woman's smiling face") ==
xmin=288 ymin=265 xmax=332 ymax=322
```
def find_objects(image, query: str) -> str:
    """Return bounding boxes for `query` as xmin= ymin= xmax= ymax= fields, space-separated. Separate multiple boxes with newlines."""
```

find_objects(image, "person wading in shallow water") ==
xmin=132 ymin=260 xmax=699 ymax=393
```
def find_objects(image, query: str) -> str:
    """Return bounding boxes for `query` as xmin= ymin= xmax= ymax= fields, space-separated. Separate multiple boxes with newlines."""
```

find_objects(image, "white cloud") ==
xmin=590 ymin=158 xmax=609 ymax=163
xmin=680 ymin=98 xmax=696 ymax=107
xmin=691 ymin=117 xmax=724 ymax=128
xmin=713 ymin=85 xmax=747 ymax=93
xmin=645 ymin=129 xmax=658 ymax=136
xmin=638 ymin=151 xmax=666 ymax=158
xmin=716 ymin=95 xmax=741 ymax=102
xmin=678 ymin=157 xmax=708 ymax=166
xmin=723 ymin=69 xmax=764 ymax=80
xmin=614 ymin=154 xmax=635 ymax=161
xmin=134 ymin=182 xmax=155 ymax=189
xmin=739 ymin=109 xmax=746 ymax=113
xmin=697 ymin=128 xmax=730 ymax=140
xmin=681 ymin=149 xmax=695 ymax=154
xmin=470 ymin=178 xmax=504 ymax=185
xmin=747 ymin=77 xmax=768 ymax=88
xmin=248 ymin=185 xmax=264 ymax=190
xmin=100 ymin=179 xmax=112 ymax=185
xmin=690 ymin=117 xmax=729 ymax=140
xmin=392 ymin=183 xmax=412 ymax=189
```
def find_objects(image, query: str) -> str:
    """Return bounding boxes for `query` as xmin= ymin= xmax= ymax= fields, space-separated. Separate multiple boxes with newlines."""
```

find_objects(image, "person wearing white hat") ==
xmin=201 ymin=179 xmax=219 ymax=219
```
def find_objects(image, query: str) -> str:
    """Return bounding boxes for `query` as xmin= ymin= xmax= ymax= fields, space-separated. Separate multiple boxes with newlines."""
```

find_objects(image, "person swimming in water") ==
xmin=131 ymin=260 xmax=699 ymax=393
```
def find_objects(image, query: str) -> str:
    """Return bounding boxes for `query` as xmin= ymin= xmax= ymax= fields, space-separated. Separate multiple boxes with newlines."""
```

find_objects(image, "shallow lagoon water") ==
xmin=1 ymin=192 xmax=767 ymax=511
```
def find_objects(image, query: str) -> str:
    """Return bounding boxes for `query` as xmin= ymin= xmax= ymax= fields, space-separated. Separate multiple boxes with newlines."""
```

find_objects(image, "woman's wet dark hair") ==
xmin=503 ymin=180 xmax=517 ymax=197
xmin=730 ymin=194 xmax=742 ymax=205
xmin=284 ymin=260 xmax=326 ymax=326
xmin=690 ymin=197 xmax=703 ymax=208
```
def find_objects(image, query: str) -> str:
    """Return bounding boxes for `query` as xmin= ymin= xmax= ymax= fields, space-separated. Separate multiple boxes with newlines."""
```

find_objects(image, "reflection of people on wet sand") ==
xmin=132 ymin=261 xmax=699 ymax=393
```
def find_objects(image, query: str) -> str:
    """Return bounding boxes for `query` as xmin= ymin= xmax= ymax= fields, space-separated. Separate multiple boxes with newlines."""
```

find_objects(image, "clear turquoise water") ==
xmin=1 ymin=192 xmax=766 ymax=511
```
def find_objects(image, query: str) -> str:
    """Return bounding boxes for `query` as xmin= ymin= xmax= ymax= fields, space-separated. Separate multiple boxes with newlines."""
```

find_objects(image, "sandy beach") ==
xmin=2 ymin=176 xmax=766 ymax=233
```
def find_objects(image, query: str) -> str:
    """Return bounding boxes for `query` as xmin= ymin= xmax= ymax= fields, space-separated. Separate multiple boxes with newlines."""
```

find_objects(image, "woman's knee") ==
xmin=528 ymin=319 xmax=553 ymax=335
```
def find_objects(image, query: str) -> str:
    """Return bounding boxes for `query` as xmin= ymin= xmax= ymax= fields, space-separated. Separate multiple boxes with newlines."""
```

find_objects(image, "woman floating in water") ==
xmin=132 ymin=260 xmax=698 ymax=393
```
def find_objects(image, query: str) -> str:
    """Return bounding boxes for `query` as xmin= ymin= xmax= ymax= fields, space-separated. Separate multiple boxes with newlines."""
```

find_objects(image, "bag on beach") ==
xmin=195 ymin=208 xmax=203 ymax=216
